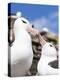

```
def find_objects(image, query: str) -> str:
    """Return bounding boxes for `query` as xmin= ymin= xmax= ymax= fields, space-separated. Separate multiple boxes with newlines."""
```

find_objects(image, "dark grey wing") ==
xmin=48 ymin=60 xmax=58 ymax=69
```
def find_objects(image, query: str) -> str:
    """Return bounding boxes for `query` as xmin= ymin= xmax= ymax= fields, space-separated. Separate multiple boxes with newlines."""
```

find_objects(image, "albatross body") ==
xmin=9 ymin=17 xmax=33 ymax=77
xmin=37 ymin=42 xmax=58 ymax=75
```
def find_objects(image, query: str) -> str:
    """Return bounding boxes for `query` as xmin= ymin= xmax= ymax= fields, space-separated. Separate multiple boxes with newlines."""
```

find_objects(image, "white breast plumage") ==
xmin=9 ymin=16 xmax=33 ymax=77
xmin=37 ymin=43 xmax=58 ymax=75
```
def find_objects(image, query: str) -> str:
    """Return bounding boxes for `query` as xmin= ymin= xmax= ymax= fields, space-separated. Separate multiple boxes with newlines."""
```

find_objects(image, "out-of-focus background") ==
xmin=8 ymin=3 xmax=58 ymax=76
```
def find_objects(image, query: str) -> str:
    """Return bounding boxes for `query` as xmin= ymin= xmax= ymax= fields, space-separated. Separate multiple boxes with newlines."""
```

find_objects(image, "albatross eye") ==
xmin=49 ymin=44 xmax=53 ymax=47
xmin=22 ymin=20 xmax=27 ymax=24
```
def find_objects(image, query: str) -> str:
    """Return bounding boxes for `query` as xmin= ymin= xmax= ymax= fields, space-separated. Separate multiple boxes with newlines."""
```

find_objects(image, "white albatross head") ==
xmin=14 ymin=12 xmax=36 ymax=37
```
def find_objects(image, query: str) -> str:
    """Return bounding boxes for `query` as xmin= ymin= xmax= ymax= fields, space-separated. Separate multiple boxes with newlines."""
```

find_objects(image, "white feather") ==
xmin=9 ymin=17 xmax=33 ymax=77
xmin=37 ymin=42 xmax=58 ymax=75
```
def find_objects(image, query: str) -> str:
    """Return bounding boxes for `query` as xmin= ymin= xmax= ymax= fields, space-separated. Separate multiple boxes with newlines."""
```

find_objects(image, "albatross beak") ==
xmin=26 ymin=24 xmax=39 ymax=37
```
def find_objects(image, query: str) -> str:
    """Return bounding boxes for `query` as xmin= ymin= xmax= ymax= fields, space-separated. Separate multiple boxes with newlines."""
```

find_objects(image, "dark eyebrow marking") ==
xmin=49 ymin=44 xmax=53 ymax=47
xmin=22 ymin=20 xmax=27 ymax=23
